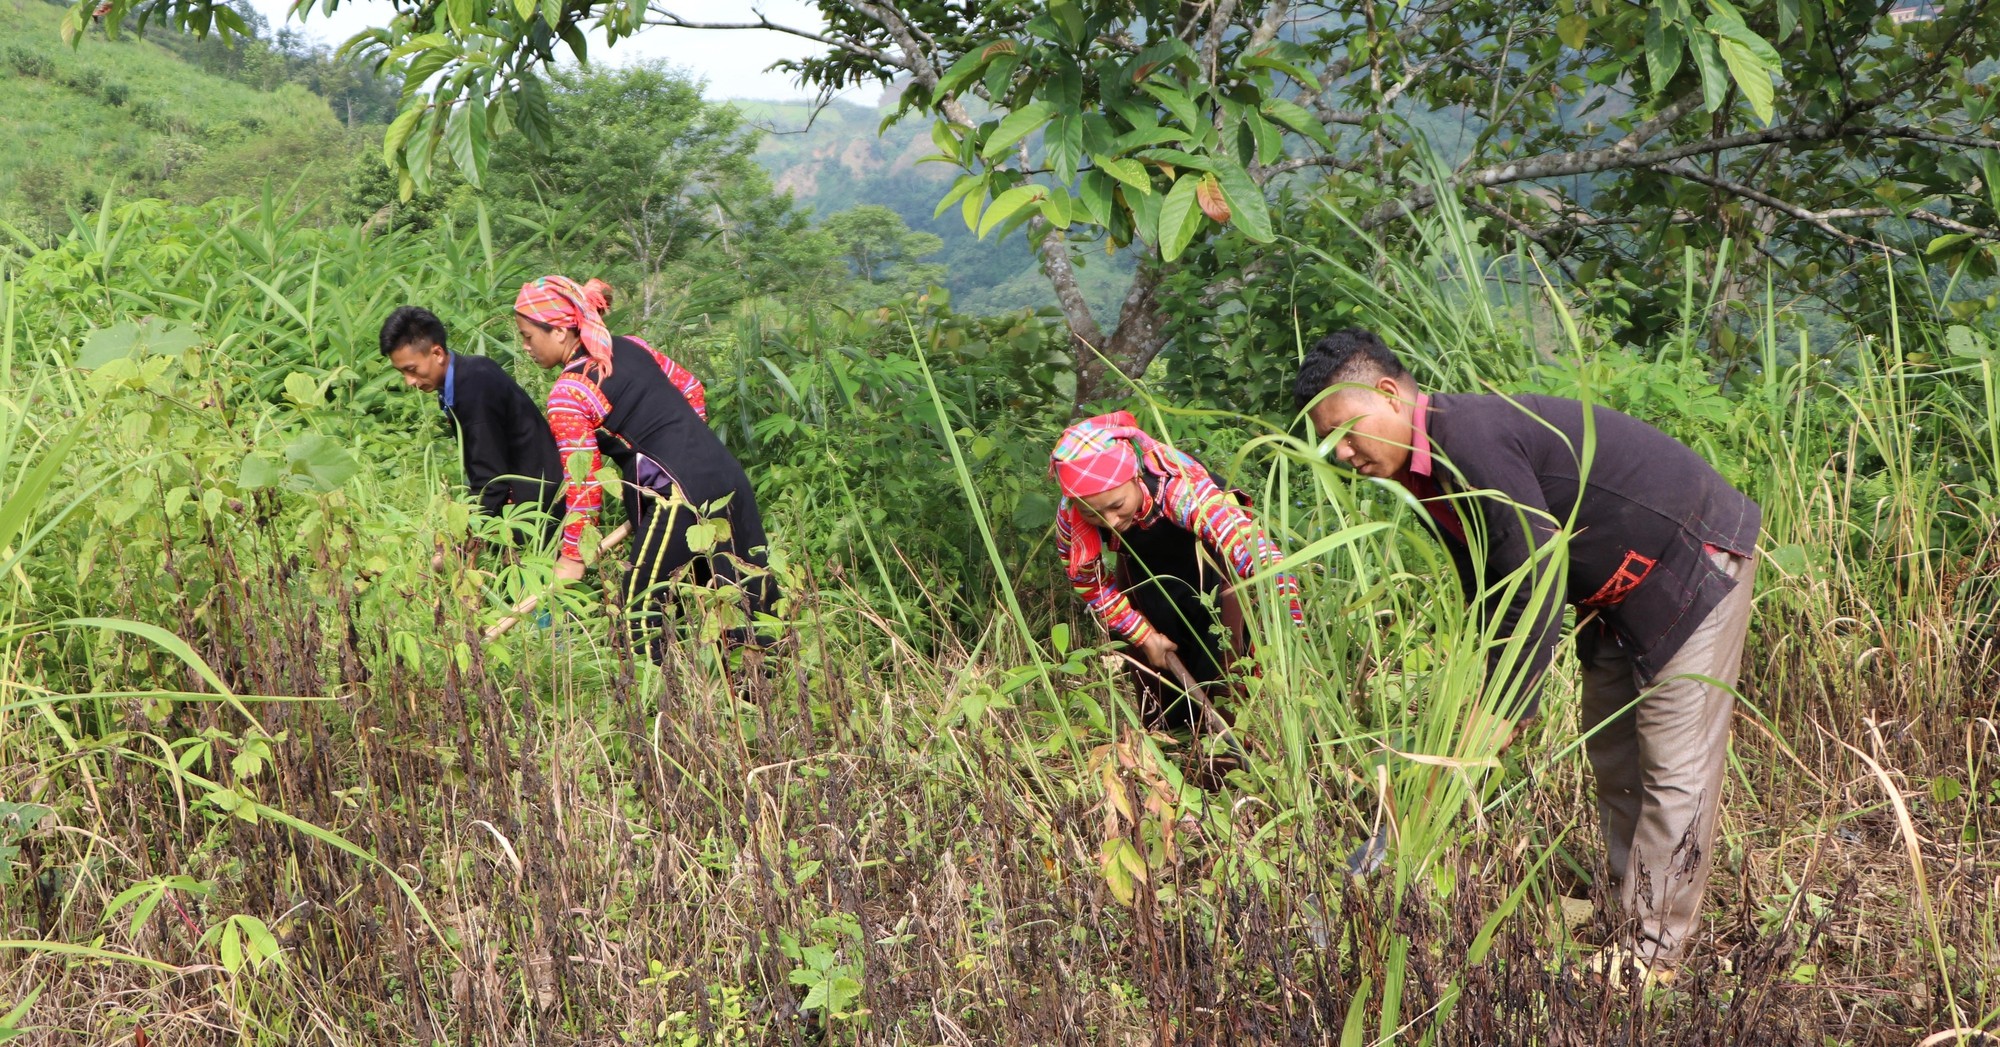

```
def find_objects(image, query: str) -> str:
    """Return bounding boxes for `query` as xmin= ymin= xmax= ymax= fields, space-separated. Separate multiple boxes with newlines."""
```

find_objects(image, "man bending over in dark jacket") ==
xmin=1294 ymin=328 xmax=1760 ymax=981
xmin=380 ymin=306 xmax=564 ymax=540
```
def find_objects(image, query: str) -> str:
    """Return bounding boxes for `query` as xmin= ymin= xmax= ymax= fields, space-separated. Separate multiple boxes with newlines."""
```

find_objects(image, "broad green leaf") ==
xmin=1777 ymin=0 xmax=1800 ymax=39
xmin=1645 ymin=11 xmax=1685 ymax=94
xmin=1689 ymin=31 xmax=1729 ymax=112
xmin=1945 ymin=324 xmax=1987 ymax=357
xmin=282 ymin=371 xmax=323 ymax=408
xmin=1240 ymin=45 xmax=1322 ymax=90
xmin=978 ymin=183 xmax=1046 ymax=238
xmin=1142 ymin=82 xmax=1202 ymax=132
xmin=558 ymin=21 xmax=588 ymax=63
xmin=1211 ymin=156 xmax=1274 ymax=242
xmin=1092 ymin=154 xmax=1153 ymax=194
xmin=386 ymin=32 xmax=451 ymax=61
xmin=982 ymin=53 xmax=1020 ymax=97
xmin=1135 ymin=148 xmax=1218 ymax=173
xmin=284 ymin=433 xmax=360 ymax=491
xmin=1714 ymin=36 xmax=1776 ymax=123
xmin=982 ymin=101 xmax=1057 ymax=161
xmin=1110 ymin=124 xmax=1191 ymax=151
xmin=1158 ymin=173 xmax=1205 ymax=261
xmin=1077 ymin=170 xmax=1115 ymax=226
xmin=1248 ymin=111 xmax=1285 ymax=165
xmin=1927 ymin=232 xmax=1973 ymax=256
xmin=1046 ymin=114 xmax=1084 ymax=183
xmin=1039 ymin=185 xmax=1075 ymax=228
xmin=1126 ymin=177 xmax=1164 ymax=245
xmin=237 ymin=454 xmax=288 ymax=494
xmin=1128 ymin=39 xmax=1195 ymax=83
xmin=382 ymin=104 xmax=424 ymax=168
xmin=1556 ymin=14 xmax=1588 ymax=49
xmin=1706 ymin=11 xmax=1782 ymax=66
xmin=78 ymin=319 xmax=198 ymax=369
xmin=514 ymin=74 xmax=554 ymax=153
xmin=1261 ymin=98 xmax=1333 ymax=150
xmin=445 ymin=94 xmax=488 ymax=188
xmin=218 ymin=923 xmax=242 ymax=973
xmin=933 ymin=174 xmax=986 ymax=218
xmin=936 ymin=46 xmax=995 ymax=97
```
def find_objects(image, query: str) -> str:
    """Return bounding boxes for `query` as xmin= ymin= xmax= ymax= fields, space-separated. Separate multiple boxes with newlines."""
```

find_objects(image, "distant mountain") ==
xmin=740 ymin=97 xmax=1133 ymax=322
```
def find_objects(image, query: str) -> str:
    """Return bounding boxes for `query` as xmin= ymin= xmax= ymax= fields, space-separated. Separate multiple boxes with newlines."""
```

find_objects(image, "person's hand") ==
xmin=1138 ymin=632 xmax=1178 ymax=669
xmin=553 ymin=556 xmax=586 ymax=583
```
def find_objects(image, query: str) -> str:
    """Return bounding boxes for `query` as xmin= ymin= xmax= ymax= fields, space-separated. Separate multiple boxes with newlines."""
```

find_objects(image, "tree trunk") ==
xmin=1035 ymin=222 xmax=1172 ymax=413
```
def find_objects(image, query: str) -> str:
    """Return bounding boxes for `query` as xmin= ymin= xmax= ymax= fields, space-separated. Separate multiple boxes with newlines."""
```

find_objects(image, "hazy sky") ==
xmin=246 ymin=0 xmax=862 ymax=102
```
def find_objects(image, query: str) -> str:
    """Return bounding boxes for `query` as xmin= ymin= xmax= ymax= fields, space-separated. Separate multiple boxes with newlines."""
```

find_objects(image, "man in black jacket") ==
xmin=1295 ymin=329 xmax=1760 ymax=977
xmin=380 ymin=306 xmax=564 ymax=537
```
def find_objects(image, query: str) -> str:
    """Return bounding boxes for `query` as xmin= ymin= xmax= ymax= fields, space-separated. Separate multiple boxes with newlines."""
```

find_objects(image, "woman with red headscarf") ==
xmin=515 ymin=274 xmax=778 ymax=655
xmin=1051 ymin=412 xmax=1305 ymax=728
xmin=577 ymin=279 xmax=708 ymax=422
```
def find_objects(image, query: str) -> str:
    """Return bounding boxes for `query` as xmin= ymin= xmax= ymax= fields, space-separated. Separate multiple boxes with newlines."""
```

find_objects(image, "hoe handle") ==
xmin=481 ymin=522 xmax=632 ymax=641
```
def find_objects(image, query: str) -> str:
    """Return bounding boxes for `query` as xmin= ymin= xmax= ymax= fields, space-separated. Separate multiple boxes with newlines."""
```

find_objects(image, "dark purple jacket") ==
xmin=1418 ymin=393 xmax=1760 ymax=717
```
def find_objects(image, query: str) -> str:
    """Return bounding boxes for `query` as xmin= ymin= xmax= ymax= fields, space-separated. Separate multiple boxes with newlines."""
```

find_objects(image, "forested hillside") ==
xmin=0 ymin=0 xmax=376 ymax=234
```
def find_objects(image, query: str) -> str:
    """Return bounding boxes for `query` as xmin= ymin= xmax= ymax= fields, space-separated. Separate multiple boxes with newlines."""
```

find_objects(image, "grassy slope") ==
xmin=0 ymin=1 xmax=347 ymax=222
xmin=0 ymin=183 xmax=1996 ymax=1043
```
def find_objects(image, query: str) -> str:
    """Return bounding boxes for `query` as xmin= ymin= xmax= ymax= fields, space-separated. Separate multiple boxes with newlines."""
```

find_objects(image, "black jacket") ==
xmin=1419 ymin=393 xmax=1761 ymax=717
xmin=443 ymin=353 xmax=563 ymax=518
xmin=584 ymin=336 xmax=754 ymax=509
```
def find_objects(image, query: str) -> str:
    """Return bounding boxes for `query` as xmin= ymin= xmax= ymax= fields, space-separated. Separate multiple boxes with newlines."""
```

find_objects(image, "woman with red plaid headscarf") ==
xmin=515 ymin=274 xmax=779 ymax=656
xmin=1051 ymin=412 xmax=1305 ymax=728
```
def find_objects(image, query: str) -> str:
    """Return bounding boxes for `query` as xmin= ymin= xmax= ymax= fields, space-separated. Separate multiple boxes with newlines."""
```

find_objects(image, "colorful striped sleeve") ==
xmin=631 ymin=336 xmax=707 ymax=422
xmin=545 ymin=369 xmax=609 ymax=561
xmin=1159 ymin=462 xmax=1307 ymax=631
xmin=1055 ymin=508 xmax=1156 ymax=644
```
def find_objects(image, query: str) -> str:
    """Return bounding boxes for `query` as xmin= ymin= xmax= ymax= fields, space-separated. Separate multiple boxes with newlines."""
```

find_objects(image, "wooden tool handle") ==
xmin=481 ymin=522 xmax=633 ymax=641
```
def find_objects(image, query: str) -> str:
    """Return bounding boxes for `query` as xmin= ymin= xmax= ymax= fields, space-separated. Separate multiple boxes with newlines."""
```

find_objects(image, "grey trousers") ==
xmin=1578 ymin=548 xmax=1758 ymax=964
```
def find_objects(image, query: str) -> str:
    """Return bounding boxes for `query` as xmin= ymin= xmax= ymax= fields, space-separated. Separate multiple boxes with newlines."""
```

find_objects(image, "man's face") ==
xmin=1077 ymin=477 xmax=1146 ymax=533
xmin=515 ymin=314 xmax=576 ymax=369
xmin=386 ymin=342 xmax=450 ymax=393
xmin=1306 ymin=376 xmax=1418 ymax=478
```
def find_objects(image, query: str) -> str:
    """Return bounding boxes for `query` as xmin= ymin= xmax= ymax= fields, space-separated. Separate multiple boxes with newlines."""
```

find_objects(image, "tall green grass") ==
xmin=0 ymin=191 xmax=1995 ymax=1044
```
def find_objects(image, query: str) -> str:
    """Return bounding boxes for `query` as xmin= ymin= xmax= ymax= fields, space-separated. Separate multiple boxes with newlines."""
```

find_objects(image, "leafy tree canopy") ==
xmin=68 ymin=0 xmax=2000 ymax=407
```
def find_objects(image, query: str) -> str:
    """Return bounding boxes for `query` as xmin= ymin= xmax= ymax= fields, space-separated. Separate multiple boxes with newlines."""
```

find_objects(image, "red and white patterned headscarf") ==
xmin=1050 ymin=411 xmax=1192 ymax=572
xmin=515 ymin=274 xmax=613 ymax=374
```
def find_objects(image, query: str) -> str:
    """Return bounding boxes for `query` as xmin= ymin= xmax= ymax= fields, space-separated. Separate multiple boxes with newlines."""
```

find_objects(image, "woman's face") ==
xmin=1077 ymin=477 xmax=1147 ymax=533
xmin=515 ymin=314 xmax=577 ymax=369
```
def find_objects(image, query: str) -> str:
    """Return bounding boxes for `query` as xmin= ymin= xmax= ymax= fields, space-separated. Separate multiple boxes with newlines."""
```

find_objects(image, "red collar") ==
xmin=1408 ymin=392 xmax=1436 ymax=478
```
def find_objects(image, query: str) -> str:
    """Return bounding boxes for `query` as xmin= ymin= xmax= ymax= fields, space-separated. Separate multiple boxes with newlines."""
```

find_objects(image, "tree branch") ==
xmin=640 ymin=7 xmax=900 ymax=71
xmin=1200 ymin=0 xmax=1244 ymax=78
xmin=1358 ymin=119 xmax=1984 ymax=229
xmin=1246 ymin=0 xmax=1290 ymax=51
xmin=1654 ymin=161 xmax=1907 ymax=256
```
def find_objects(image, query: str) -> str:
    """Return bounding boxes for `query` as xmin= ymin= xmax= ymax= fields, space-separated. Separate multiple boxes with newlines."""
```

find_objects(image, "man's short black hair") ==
xmin=1293 ymin=328 xmax=1410 ymax=409
xmin=379 ymin=306 xmax=448 ymax=357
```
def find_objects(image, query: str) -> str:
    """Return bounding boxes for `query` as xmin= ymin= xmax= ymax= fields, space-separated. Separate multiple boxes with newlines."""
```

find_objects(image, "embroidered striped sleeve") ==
xmin=634 ymin=339 xmax=707 ymax=422
xmin=545 ymin=371 xmax=609 ymax=561
xmin=1055 ymin=507 xmax=1156 ymax=644
xmin=1160 ymin=465 xmax=1307 ymax=631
